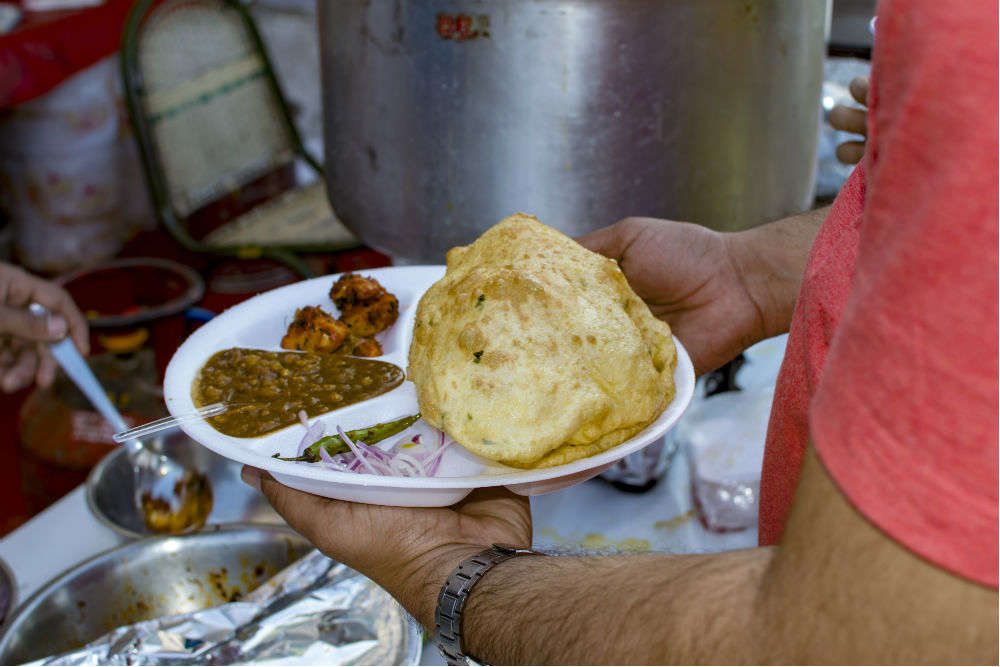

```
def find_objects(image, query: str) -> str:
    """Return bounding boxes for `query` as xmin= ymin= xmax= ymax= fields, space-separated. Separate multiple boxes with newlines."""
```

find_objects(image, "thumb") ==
xmin=576 ymin=222 xmax=628 ymax=260
xmin=0 ymin=304 xmax=67 ymax=342
xmin=576 ymin=218 xmax=652 ymax=262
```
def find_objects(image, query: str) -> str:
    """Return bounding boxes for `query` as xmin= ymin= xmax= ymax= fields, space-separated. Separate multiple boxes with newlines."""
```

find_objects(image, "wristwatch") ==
xmin=433 ymin=543 xmax=542 ymax=665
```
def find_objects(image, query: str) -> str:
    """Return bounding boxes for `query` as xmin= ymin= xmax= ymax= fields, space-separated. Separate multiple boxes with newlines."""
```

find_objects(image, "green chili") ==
xmin=275 ymin=413 xmax=421 ymax=462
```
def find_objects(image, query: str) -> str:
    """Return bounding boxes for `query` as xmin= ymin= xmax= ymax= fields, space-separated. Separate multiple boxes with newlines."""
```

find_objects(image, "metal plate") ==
xmin=0 ymin=524 xmax=422 ymax=665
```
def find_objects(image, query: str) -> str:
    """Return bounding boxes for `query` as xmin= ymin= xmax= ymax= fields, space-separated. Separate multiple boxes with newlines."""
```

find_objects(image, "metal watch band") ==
xmin=434 ymin=543 xmax=541 ymax=665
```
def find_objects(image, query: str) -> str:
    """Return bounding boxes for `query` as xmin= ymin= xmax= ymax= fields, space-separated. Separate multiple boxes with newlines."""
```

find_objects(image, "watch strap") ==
xmin=434 ymin=543 xmax=540 ymax=665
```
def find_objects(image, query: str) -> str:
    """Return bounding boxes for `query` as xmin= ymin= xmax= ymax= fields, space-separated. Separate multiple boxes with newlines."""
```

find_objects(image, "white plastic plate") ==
xmin=164 ymin=266 xmax=695 ymax=507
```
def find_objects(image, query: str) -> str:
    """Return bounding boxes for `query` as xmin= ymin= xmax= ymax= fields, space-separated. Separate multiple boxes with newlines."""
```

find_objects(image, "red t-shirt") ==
xmin=759 ymin=0 xmax=998 ymax=588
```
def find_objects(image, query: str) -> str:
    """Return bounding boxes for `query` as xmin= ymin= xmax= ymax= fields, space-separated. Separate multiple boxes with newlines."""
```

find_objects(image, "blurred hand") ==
xmin=578 ymin=218 xmax=766 ymax=376
xmin=242 ymin=467 xmax=531 ymax=627
xmin=0 ymin=263 xmax=89 ymax=392
xmin=829 ymin=76 xmax=869 ymax=164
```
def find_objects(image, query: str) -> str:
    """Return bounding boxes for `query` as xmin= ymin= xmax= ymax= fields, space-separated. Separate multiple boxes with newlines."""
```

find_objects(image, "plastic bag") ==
xmin=676 ymin=385 xmax=775 ymax=532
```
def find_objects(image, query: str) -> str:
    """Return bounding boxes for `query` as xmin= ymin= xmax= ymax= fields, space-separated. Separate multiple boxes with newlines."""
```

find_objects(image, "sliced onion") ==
xmin=337 ymin=426 xmax=385 ymax=475
xmin=352 ymin=439 xmax=393 ymax=463
xmin=418 ymin=430 xmax=449 ymax=474
xmin=358 ymin=442 xmax=394 ymax=474
xmin=424 ymin=440 xmax=456 ymax=476
xmin=319 ymin=458 xmax=352 ymax=472
xmin=318 ymin=443 xmax=339 ymax=464
xmin=296 ymin=416 xmax=325 ymax=458
xmin=293 ymin=421 xmax=454 ymax=478
xmin=390 ymin=453 xmax=426 ymax=477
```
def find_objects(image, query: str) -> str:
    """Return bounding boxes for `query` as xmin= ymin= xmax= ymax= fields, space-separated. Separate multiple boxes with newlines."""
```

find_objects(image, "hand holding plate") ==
xmin=579 ymin=217 xmax=771 ymax=376
xmin=242 ymin=467 xmax=531 ymax=628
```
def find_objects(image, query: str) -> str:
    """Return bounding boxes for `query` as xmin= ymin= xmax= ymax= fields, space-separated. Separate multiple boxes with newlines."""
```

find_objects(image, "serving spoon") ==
xmin=30 ymin=304 xmax=212 ymax=533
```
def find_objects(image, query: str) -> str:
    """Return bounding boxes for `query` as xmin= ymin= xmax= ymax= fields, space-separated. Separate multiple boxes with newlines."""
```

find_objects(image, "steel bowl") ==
xmin=86 ymin=430 xmax=281 ymax=538
xmin=0 ymin=524 xmax=422 ymax=665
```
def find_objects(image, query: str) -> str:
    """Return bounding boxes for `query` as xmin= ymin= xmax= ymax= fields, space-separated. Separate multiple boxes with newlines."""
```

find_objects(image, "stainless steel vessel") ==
xmin=320 ymin=0 xmax=827 ymax=262
xmin=86 ymin=430 xmax=282 ymax=539
xmin=0 ymin=525 xmax=311 ymax=664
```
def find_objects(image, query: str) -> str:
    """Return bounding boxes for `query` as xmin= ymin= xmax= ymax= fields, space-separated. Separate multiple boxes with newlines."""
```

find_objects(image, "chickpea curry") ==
xmin=193 ymin=348 xmax=405 ymax=438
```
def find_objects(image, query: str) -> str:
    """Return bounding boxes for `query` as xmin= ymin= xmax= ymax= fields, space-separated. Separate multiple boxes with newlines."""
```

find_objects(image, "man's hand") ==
xmin=579 ymin=212 xmax=827 ymax=376
xmin=829 ymin=76 xmax=869 ymax=164
xmin=0 ymin=263 xmax=89 ymax=392
xmin=241 ymin=467 xmax=530 ymax=628
xmin=578 ymin=218 xmax=769 ymax=376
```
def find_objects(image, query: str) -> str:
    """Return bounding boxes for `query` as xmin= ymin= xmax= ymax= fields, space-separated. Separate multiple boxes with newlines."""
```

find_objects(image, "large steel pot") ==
xmin=320 ymin=0 xmax=827 ymax=262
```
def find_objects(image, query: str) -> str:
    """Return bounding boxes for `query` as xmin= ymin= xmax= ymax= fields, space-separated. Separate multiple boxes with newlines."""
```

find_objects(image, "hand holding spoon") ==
xmin=30 ymin=303 xmax=212 ymax=533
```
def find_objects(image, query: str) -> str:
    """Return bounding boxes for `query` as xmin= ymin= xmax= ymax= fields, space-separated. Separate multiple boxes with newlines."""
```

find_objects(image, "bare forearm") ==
xmin=406 ymin=446 xmax=995 ymax=665
xmin=455 ymin=547 xmax=774 ymax=665
xmin=726 ymin=207 xmax=828 ymax=339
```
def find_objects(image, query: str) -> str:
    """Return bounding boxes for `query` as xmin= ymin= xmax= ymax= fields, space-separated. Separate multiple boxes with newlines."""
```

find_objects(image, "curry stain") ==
xmin=654 ymin=509 xmax=695 ymax=531
xmin=206 ymin=567 xmax=245 ymax=603
xmin=91 ymin=555 xmax=296 ymax=640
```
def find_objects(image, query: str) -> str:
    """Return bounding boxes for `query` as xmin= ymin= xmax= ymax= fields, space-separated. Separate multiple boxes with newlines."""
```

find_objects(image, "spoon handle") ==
xmin=29 ymin=303 xmax=130 ymax=433
xmin=113 ymin=403 xmax=230 ymax=443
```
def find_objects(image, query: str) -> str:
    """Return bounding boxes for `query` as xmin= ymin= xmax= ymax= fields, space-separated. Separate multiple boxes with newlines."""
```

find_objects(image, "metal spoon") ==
xmin=29 ymin=304 xmax=212 ymax=534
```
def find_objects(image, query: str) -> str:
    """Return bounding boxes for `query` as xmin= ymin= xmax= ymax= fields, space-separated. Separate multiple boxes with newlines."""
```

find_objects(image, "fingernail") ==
xmin=241 ymin=466 xmax=262 ymax=491
xmin=46 ymin=315 xmax=66 ymax=339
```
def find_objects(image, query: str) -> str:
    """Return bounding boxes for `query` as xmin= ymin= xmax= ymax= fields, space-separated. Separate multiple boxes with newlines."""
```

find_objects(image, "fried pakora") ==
xmin=330 ymin=273 xmax=399 ymax=338
xmin=338 ymin=293 xmax=398 ymax=338
xmin=280 ymin=275 xmax=396 ymax=357
xmin=352 ymin=337 xmax=383 ymax=357
xmin=330 ymin=273 xmax=386 ymax=307
xmin=280 ymin=305 xmax=348 ymax=353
